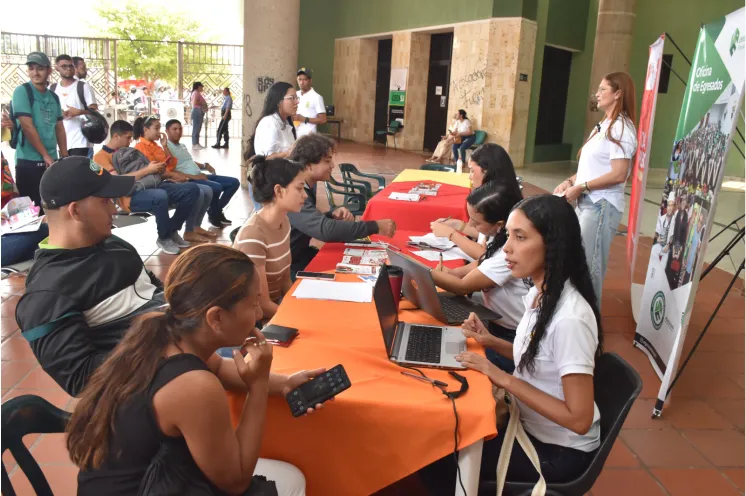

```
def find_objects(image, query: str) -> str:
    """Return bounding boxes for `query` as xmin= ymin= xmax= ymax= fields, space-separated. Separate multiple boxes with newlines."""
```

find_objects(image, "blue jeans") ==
xmin=452 ymin=135 xmax=476 ymax=162
xmin=192 ymin=174 xmax=240 ymax=217
xmin=576 ymin=195 xmax=622 ymax=308
xmin=485 ymin=322 xmax=516 ymax=374
xmin=185 ymin=183 xmax=213 ymax=231
xmin=191 ymin=108 xmax=204 ymax=145
xmin=1 ymin=224 xmax=49 ymax=266
xmin=153 ymin=182 xmax=201 ymax=237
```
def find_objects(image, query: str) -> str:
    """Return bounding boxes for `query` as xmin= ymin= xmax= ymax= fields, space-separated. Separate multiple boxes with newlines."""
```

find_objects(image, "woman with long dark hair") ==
xmin=430 ymin=182 xmax=528 ymax=372
xmin=431 ymin=143 xmax=521 ymax=260
xmin=190 ymin=82 xmax=208 ymax=149
xmin=234 ymin=157 xmax=307 ymax=319
xmin=554 ymin=72 xmax=637 ymax=305
xmin=456 ymin=194 xmax=603 ymax=484
xmin=245 ymin=82 xmax=299 ymax=212
xmin=67 ymin=244 xmax=327 ymax=495
xmin=451 ymin=109 xmax=476 ymax=166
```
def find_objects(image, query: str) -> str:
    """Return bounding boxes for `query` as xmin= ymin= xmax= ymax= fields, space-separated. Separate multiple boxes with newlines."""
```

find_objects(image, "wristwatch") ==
xmin=304 ymin=117 xmax=309 ymax=124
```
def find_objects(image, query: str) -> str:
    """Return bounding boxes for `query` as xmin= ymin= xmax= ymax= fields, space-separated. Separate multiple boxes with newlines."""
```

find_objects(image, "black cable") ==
xmin=400 ymin=365 xmax=467 ymax=496
xmin=664 ymin=32 xmax=693 ymax=66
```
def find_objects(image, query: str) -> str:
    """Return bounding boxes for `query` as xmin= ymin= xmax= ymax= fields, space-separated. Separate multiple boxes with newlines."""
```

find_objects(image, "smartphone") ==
xmin=286 ymin=364 xmax=351 ymax=417
xmin=261 ymin=324 xmax=298 ymax=347
xmin=296 ymin=271 xmax=336 ymax=281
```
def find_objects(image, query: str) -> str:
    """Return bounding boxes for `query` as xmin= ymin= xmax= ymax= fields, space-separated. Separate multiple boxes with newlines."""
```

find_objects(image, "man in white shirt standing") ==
xmin=294 ymin=68 xmax=327 ymax=138
xmin=52 ymin=54 xmax=98 ymax=157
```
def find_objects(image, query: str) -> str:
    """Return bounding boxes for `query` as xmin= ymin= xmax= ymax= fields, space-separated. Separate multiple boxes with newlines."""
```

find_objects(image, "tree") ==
xmin=95 ymin=5 xmax=203 ymax=83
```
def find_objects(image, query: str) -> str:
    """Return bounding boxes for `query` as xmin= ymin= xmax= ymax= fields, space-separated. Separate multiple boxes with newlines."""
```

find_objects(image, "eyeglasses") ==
xmin=283 ymin=96 xmax=300 ymax=102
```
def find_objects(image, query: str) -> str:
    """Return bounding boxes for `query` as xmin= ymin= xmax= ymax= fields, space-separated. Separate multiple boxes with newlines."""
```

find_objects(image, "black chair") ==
xmin=2 ymin=395 xmax=72 ymax=496
xmin=325 ymin=177 xmax=368 ymax=217
xmin=419 ymin=163 xmax=456 ymax=172
xmin=478 ymin=353 xmax=642 ymax=496
xmin=375 ymin=120 xmax=402 ymax=149
xmin=338 ymin=163 xmax=386 ymax=199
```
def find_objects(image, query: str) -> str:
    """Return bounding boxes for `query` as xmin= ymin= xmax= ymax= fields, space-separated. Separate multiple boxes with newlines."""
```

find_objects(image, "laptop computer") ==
xmin=373 ymin=265 xmax=466 ymax=369
xmin=386 ymin=249 xmax=500 ymax=325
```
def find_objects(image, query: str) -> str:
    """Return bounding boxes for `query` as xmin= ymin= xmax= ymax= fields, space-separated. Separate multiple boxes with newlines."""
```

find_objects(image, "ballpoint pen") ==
xmin=439 ymin=216 xmax=452 ymax=223
xmin=400 ymin=371 xmax=448 ymax=388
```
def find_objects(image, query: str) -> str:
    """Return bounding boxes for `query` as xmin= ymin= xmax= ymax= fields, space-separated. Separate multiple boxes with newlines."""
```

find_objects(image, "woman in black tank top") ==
xmin=66 ymin=244 xmax=328 ymax=495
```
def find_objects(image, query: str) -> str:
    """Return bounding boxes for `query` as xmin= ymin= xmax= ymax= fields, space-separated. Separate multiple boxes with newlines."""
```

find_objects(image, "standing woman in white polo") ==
xmin=554 ymin=72 xmax=637 ymax=305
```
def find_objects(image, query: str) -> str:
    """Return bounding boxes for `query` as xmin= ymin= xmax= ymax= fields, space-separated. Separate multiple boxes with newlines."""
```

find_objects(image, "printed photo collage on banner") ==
xmin=633 ymin=7 xmax=744 ymax=416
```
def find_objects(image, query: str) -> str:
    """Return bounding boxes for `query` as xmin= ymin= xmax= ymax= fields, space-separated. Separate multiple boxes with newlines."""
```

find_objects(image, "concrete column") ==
xmin=584 ymin=0 xmax=637 ymax=135
xmin=241 ymin=0 xmax=300 ymax=188
xmin=332 ymin=38 xmax=378 ymax=142
xmin=392 ymin=32 xmax=430 ymax=151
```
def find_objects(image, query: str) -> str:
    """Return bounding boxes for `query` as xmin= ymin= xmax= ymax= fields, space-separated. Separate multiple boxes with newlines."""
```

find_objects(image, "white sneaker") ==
xmin=192 ymin=144 xmax=205 ymax=150
xmin=456 ymin=158 xmax=463 ymax=173
xmin=156 ymin=237 xmax=180 ymax=254
xmin=171 ymin=232 xmax=190 ymax=248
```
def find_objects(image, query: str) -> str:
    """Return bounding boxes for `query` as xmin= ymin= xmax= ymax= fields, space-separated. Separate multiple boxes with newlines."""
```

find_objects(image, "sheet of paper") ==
xmin=293 ymin=280 xmax=373 ymax=303
xmin=358 ymin=275 xmax=379 ymax=285
xmin=1 ymin=216 xmax=44 ymax=235
xmin=410 ymin=250 xmax=462 ymax=262
xmin=336 ymin=263 xmax=379 ymax=275
xmin=447 ymin=246 xmax=475 ymax=262
xmin=388 ymin=192 xmax=421 ymax=202
xmin=409 ymin=233 xmax=455 ymax=250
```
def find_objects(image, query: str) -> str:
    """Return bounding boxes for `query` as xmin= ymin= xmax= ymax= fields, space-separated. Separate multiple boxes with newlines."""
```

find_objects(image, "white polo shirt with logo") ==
xmin=53 ymin=80 xmax=97 ymax=149
xmin=296 ymin=88 xmax=326 ymax=138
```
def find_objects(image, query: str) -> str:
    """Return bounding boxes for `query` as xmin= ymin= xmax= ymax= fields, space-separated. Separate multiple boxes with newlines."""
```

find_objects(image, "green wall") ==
xmin=545 ymin=0 xmax=590 ymax=51
xmin=298 ymin=0 xmax=496 ymax=107
xmin=523 ymin=0 xmax=551 ymax=165
xmin=629 ymin=0 xmax=744 ymax=177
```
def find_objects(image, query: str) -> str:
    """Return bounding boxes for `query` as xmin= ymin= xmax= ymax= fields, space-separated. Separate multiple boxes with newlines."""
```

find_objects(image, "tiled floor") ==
xmin=1 ymin=139 xmax=743 ymax=495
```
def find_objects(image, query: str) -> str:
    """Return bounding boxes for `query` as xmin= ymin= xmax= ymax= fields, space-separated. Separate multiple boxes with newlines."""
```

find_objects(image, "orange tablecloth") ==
xmin=227 ymin=275 xmax=497 ymax=496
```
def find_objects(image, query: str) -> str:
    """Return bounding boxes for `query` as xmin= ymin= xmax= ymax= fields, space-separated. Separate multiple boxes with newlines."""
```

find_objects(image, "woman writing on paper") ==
xmin=553 ymin=72 xmax=637 ymax=305
xmin=430 ymin=143 xmax=522 ymax=260
xmin=430 ymin=182 xmax=528 ymax=372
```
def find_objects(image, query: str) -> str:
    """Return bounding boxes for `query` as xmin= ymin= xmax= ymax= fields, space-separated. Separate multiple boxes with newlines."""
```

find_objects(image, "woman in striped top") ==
xmin=233 ymin=156 xmax=307 ymax=318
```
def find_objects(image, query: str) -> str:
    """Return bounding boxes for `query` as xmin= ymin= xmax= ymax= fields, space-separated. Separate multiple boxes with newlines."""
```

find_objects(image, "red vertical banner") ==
xmin=628 ymin=35 xmax=665 ymax=321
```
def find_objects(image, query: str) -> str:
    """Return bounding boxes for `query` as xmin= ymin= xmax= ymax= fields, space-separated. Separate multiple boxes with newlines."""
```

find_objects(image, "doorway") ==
xmin=423 ymin=33 xmax=454 ymax=152
xmin=373 ymin=39 xmax=393 ymax=142
xmin=534 ymin=46 xmax=572 ymax=159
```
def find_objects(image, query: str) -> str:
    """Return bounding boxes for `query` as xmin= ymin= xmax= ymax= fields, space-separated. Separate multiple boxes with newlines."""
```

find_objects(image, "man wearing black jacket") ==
xmin=286 ymin=134 xmax=396 ymax=274
xmin=15 ymin=156 xmax=166 ymax=396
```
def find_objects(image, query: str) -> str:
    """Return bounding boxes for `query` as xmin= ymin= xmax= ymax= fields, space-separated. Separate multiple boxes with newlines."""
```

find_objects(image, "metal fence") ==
xmin=1 ymin=32 xmax=243 ymax=141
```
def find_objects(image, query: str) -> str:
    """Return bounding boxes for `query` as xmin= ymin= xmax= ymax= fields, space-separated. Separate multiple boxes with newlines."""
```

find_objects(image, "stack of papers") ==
xmin=293 ymin=279 xmax=373 ymax=303
xmin=411 ymin=250 xmax=463 ymax=262
xmin=408 ymin=182 xmax=441 ymax=196
xmin=342 ymin=248 xmax=387 ymax=266
xmin=409 ymin=233 xmax=455 ymax=250
xmin=336 ymin=263 xmax=379 ymax=275
xmin=389 ymin=192 xmax=421 ymax=202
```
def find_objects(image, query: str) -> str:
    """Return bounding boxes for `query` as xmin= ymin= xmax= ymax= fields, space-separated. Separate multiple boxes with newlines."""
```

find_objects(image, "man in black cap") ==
xmin=294 ymin=67 xmax=327 ymax=138
xmin=15 ymin=156 xmax=167 ymax=396
xmin=12 ymin=51 xmax=67 ymax=212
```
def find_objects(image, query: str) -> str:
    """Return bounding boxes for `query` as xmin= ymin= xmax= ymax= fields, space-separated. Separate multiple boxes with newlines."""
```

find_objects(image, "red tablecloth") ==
xmin=305 ymin=230 xmax=467 ymax=273
xmin=361 ymin=181 xmax=469 ymax=232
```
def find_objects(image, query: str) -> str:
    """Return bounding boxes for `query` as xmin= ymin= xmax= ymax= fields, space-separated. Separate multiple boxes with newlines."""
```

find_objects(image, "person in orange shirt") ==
xmin=133 ymin=115 xmax=215 ymax=243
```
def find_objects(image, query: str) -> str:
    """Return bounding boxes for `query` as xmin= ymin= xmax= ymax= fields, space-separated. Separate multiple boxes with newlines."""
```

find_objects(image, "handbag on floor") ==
xmin=494 ymin=393 xmax=546 ymax=496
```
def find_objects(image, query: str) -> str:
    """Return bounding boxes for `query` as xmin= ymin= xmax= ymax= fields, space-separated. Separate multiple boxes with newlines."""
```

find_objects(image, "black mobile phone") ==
xmin=286 ymin=364 xmax=351 ymax=417
xmin=261 ymin=324 xmax=298 ymax=347
xmin=296 ymin=271 xmax=336 ymax=281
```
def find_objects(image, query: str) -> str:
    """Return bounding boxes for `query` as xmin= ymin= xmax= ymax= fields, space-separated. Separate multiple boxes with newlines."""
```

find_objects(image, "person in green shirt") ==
xmin=12 ymin=51 xmax=67 ymax=213
xmin=165 ymin=119 xmax=240 ymax=227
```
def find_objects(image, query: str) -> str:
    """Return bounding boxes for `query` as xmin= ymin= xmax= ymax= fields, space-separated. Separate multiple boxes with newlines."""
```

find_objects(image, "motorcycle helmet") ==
xmin=81 ymin=109 xmax=109 ymax=144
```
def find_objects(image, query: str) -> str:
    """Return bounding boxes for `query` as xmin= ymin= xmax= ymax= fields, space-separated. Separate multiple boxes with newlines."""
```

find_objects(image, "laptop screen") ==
xmin=373 ymin=266 xmax=399 ymax=354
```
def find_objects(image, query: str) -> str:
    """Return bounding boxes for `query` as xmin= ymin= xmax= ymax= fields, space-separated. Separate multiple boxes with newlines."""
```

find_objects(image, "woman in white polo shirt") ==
xmin=430 ymin=182 xmax=528 ymax=373
xmin=456 ymin=194 xmax=602 ymax=483
xmin=246 ymin=82 xmax=298 ymax=211
xmin=554 ymin=72 xmax=637 ymax=305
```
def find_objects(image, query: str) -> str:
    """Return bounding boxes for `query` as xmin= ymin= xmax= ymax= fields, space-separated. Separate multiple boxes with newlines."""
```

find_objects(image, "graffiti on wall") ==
xmin=451 ymin=62 xmax=487 ymax=107
xmin=257 ymin=76 xmax=275 ymax=93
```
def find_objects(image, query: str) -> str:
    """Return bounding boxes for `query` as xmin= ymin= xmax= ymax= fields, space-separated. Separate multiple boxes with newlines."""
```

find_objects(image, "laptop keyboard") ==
xmin=439 ymin=297 xmax=471 ymax=322
xmin=405 ymin=325 xmax=442 ymax=363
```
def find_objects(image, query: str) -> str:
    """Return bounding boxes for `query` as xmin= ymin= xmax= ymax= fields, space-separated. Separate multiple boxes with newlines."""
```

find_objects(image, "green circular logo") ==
xmin=650 ymin=291 xmax=666 ymax=330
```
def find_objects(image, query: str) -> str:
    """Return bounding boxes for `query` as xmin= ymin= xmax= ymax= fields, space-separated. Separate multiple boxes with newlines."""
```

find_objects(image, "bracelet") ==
xmin=458 ymin=221 xmax=466 ymax=233
xmin=584 ymin=182 xmax=591 ymax=193
xmin=448 ymin=231 xmax=455 ymax=241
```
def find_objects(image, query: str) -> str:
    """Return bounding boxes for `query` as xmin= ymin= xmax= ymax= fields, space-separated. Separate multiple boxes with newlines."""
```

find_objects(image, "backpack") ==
xmin=112 ymin=147 xmax=162 ymax=191
xmin=9 ymin=82 xmax=61 ymax=150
